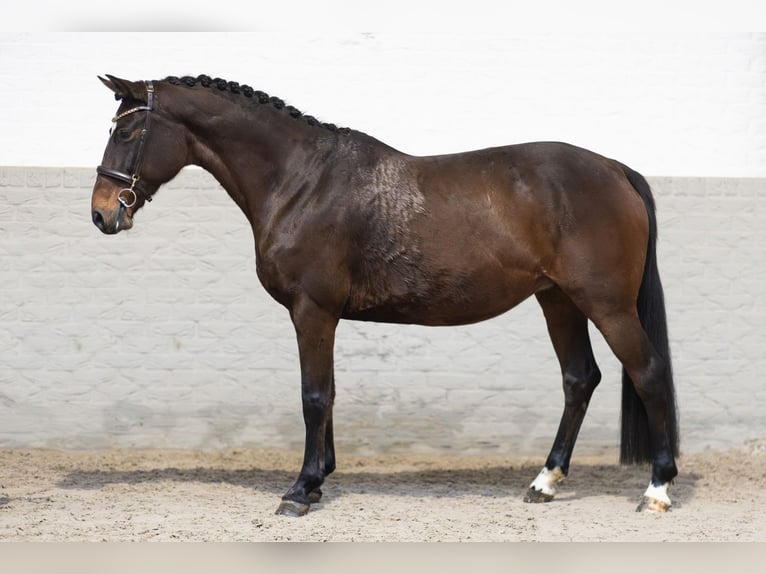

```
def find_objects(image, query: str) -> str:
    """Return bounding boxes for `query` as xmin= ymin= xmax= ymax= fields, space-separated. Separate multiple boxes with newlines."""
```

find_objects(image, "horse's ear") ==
xmin=98 ymin=74 xmax=147 ymax=102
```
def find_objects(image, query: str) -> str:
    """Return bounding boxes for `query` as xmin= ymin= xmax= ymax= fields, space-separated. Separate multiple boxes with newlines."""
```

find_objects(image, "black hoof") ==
xmin=523 ymin=487 xmax=554 ymax=504
xmin=275 ymin=500 xmax=311 ymax=517
xmin=307 ymin=488 xmax=323 ymax=503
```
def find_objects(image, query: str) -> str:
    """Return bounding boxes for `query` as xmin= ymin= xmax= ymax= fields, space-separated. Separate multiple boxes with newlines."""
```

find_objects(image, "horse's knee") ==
xmin=301 ymin=389 xmax=333 ymax=415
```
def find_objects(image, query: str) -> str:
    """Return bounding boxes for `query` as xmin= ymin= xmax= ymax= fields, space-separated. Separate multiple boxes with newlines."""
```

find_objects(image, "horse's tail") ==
xmin=618 ymin=163 xmax=679 ymax=464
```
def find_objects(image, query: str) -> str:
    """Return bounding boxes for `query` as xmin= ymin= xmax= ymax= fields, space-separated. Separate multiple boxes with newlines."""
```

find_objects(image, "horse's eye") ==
xmin=110 ymin=128 xmax=133 ymax=141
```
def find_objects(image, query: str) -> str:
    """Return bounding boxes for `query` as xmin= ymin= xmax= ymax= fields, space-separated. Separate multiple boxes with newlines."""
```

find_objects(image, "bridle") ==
xmin=96 ymin=80 xmax=155 ymax=209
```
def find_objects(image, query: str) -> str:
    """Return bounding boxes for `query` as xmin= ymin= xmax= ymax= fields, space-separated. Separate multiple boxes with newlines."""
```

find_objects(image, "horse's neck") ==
xmin=185 ymin=103 xmax=325 ymax=228
xmin=190 ymin=134 xmax=274 ymax=220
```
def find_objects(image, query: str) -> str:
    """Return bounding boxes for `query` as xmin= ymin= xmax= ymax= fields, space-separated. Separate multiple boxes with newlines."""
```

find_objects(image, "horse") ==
xmin=91 ymin=74 xmax=679 ymax=517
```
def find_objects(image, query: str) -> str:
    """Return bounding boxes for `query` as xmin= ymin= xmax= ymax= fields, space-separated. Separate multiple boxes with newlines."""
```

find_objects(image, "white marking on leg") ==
xmin=643 ymin=482 xmax=671 ymax=506
xmin=529 ymin=466 xmax=565 ymax=496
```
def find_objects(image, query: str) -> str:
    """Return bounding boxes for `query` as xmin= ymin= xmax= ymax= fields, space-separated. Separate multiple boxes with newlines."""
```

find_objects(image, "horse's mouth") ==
xmin=116 ymin=207 xmax=134 ymax=232
xmin=114 ymin=215 xmax=133 ymax=233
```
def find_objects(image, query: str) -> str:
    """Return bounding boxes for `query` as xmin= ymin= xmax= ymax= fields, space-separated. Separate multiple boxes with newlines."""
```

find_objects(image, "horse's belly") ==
xmin=343 ymin=265 xmax=549 ymax=326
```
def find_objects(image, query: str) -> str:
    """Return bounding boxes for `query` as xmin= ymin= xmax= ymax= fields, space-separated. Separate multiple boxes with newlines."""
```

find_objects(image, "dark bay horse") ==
xmin=91 ymin=74 xmax=679 ymax=516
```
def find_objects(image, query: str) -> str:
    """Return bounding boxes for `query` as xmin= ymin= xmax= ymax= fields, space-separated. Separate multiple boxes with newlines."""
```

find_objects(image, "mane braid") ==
xmin=163 ymin=74 xmax=351 ymax=135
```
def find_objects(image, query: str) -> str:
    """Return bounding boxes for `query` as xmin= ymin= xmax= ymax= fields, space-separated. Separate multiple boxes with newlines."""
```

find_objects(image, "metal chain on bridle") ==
xmin=96 ymin=81 xmax=155 ymax=209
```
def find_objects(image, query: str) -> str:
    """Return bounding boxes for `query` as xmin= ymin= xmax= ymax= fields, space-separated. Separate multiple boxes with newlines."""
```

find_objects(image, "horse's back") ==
xmin=409 ymin=139 xmax=647 ymax=276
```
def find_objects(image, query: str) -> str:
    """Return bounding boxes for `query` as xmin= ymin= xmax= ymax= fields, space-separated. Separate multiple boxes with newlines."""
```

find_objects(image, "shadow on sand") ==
xmin=55 ymin=459 xmax=700 ymax=508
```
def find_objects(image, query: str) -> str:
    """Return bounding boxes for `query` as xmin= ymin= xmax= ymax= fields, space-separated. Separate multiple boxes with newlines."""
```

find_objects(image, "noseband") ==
xmin=96 ymin=81 xmax=155 ymax=208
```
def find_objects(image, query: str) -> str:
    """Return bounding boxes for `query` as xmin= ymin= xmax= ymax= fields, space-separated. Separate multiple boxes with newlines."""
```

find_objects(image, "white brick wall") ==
xmin=1 ymin=30 xmax=764 ymax=456
xmin=1 ymin=168 xmax=764 ymax=456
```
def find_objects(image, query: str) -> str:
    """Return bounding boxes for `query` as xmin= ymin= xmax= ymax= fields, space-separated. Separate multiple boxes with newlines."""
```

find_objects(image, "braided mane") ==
xmin=162 ymin=74 xmax=351 ymax=135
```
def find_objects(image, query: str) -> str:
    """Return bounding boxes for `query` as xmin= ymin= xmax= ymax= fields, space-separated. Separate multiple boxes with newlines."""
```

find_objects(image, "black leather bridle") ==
xmin=96 ymin=80 xmax=155 ymax=208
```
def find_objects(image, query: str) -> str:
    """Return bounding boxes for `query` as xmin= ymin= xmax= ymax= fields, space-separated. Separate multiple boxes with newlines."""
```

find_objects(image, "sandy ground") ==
xmin=1 ymin=440 xmax=765 ymax=542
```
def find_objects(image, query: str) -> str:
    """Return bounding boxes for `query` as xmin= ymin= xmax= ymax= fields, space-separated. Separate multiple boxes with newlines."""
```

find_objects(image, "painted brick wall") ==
xmin=1 ymin=168 xmax=764 ymax=456
xmin=1 ymin=31 xmax=764 ymax=457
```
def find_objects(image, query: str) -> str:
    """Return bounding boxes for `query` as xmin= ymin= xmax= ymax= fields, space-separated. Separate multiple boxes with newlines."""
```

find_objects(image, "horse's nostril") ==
xmin=92 ymin=209 xmax=106 ymax=231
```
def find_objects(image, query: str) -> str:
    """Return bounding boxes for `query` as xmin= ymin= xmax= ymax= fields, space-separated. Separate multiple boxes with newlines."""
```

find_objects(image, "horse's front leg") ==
xmin=276 ymin=296 xmax=339 ymax=517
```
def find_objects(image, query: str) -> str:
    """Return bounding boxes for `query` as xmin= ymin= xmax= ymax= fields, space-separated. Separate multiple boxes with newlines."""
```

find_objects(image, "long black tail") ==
xmin=618 ymin=164 xmax=679 ymax=464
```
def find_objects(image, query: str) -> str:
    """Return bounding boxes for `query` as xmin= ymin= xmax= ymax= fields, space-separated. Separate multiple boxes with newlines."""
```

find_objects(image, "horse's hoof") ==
xmin=524 ymin=487 xmax=554 ymax=503
xmin=636 ymin=496 xmax=671 ymax=513
xmin=307 ymin=488 xmax=323 ymax=503
xmin=275 ymin=500 xmax=311 ymax=517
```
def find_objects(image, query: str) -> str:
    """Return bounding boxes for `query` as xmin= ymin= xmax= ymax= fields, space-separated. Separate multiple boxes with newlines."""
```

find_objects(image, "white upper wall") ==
xmin=1 ymin=28 xmax=765 ymax=176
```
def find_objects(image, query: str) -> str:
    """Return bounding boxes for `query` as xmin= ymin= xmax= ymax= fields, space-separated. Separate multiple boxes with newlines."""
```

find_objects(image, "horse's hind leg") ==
xmin=587 ymin=306 xmax=678 ymax=511
xmin=525 ymin=286 xmax=602 ymax=503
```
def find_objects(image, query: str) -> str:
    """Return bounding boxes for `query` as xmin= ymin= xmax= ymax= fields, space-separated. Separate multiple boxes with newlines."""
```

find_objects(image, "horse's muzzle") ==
xmin=91 ymin=206 xmax=132 ymax=234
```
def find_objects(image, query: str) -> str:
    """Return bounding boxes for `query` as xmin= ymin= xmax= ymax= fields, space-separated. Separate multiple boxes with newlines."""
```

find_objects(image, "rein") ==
xmin=96 ymin=80 xmax=155 ymax=208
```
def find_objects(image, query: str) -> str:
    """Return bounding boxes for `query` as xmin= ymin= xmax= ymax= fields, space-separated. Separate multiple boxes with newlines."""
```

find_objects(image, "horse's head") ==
xmin=91 ymin=75 xmax=188 ymax=234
